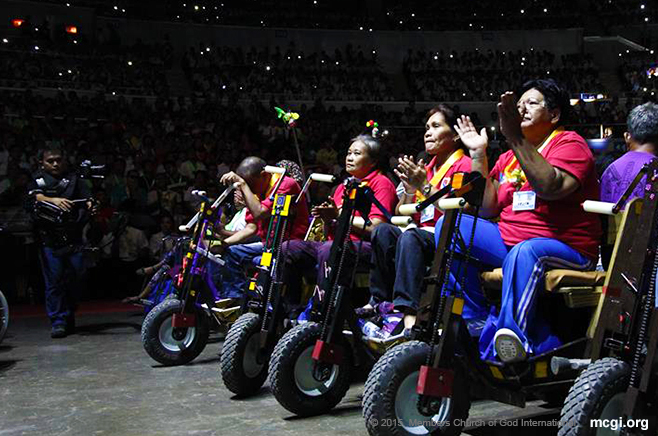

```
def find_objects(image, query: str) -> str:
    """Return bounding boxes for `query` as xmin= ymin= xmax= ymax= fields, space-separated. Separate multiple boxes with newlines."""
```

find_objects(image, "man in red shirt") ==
xmin=217 ymin=156 xmax=309 ymax=300
xmin=438 ymin=79 xmax=601 ymax=363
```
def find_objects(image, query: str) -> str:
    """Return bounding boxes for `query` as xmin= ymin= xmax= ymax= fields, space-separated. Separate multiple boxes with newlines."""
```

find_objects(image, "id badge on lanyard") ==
xmin=420 ymin=204 xmax=435 ymax=223
xmin=512 ymin=191 xmax=536 ymax=211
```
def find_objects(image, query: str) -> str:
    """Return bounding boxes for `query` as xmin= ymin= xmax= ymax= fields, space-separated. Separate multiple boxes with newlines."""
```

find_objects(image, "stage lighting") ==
xmin=11 ymin=19 xmax=24 ymax=28
xmin=65 ymin=25 xmax=78 ymax=34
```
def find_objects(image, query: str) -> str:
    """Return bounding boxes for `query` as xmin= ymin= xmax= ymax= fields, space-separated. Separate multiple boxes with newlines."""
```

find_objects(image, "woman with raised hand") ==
xmin=437 ymin=79 xmax=601 ymax=363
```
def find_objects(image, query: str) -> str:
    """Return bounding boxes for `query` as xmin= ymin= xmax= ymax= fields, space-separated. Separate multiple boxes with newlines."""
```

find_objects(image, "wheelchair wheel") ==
xmin=220 ymin=313 xmax=269 ymax=397
xmin=141 ymin=299 xmax=209 ymax=366
xmin=559 ymin=357 xmax=638 ymax=436
xmin=0 ymin=291 xmax=8 ymax=344
xmin=363 ymin=341 xmax=470 ymax=436
xmin=269 ymin=322 xmax=352 ymax=416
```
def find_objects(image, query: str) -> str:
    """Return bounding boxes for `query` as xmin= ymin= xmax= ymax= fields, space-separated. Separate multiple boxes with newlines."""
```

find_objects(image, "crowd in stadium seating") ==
xmin=0 ymin=23 xmax=173 ymax=96
xmin=404 ymin=49 xmax=604 ymax=102
xmin=619 ymin=50 xmax=658 ymax=98
xmin=182 ymin=44 xmax=394 ymax=101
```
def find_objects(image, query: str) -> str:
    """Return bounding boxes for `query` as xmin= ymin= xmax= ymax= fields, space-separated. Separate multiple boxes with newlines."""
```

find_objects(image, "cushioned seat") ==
xmin=481 ymin=268 xmax=605 ymax=308
xmin=481 ymin=268 xmax=606 ymax=292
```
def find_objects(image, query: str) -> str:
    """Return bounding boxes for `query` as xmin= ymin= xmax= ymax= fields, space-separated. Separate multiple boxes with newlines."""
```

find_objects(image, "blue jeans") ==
xmin=369 ymin=224 xmax=436 ymax=311
xmin=219 ymin=242 xmax=264 ymax=299
xmin=434 ymin=214 xmax=593 ymax=360
xmin=38 ymin=246 xmax=86 ymax=327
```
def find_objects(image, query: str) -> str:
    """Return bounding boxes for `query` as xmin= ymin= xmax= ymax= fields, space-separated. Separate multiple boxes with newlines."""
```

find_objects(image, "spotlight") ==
xmin=11 ymin=19 xmax=24 ymax=28
xmin=66 ymin=25 xmax=78 ymax=34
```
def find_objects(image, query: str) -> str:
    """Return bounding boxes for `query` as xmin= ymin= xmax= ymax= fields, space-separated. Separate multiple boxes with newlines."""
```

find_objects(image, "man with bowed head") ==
xmin=438 ymin=79 xmax=601 ymax=363
xmin=215 ymin=156 xmax=309 ymax=301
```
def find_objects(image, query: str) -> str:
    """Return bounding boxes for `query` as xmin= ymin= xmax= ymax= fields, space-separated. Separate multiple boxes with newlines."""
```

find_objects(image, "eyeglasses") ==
xmin=517 ymin=99 xmax=546 ymax=111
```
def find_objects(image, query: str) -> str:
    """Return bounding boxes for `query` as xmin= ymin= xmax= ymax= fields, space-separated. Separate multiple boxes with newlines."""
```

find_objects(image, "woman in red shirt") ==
xmin=367 ymin=105 xmax=471 ymax=331
xmin=436 ymin=79 xmax=601 ymax=363
xmin=283 ymin=132 xmax=397 ymax=306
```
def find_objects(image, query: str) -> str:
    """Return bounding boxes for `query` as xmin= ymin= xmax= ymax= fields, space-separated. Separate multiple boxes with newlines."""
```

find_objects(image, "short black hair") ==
xmin=519 ymin=79 xmax=572 ymax=126
xmin=426 ymin=104 xmax=458 ymax=132
xmin=37 ymin=145 xmax=65 ymax=161
xmin=627 ymin=102 xmax=658 ymax=145
xmin=236 ymin=156 xmax=267 ymax=180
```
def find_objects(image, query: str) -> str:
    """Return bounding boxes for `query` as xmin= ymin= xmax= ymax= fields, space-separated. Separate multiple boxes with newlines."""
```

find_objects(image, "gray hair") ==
xmin=627 ymin=102 xmax=658 ymax=145
xmin=350 ymin=134 xmax=387 ymax=170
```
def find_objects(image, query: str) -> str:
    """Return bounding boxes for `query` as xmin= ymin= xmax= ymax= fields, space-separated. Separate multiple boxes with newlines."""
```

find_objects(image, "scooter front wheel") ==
xmin=141 ymin=298 xmax=210 ymax=365
xmin=269 ymin=322 xmax=353 ymax=416
xmin=363 ymin=340 xmax=470 ymax=436
xmin=558 ymin=357 xmax=656 ymax=436
xmin=220 ymin=312 xmax=269 ymax=396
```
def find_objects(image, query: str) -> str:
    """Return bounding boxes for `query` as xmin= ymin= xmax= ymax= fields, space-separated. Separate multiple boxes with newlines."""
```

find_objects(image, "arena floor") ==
xmin=0 ymin=306 xmax=562 ymax=436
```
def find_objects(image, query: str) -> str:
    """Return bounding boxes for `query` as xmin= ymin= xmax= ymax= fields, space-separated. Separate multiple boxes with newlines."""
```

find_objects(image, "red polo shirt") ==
xmin=333 ymin=170 xmax=397 ymax=241
xmin=245 ymin=175 xmax=309 ymax=241
xmin=411 ymin=153 xmax=472 ymax=228
xmin=489 ymin=130 xmax=601 ymax=260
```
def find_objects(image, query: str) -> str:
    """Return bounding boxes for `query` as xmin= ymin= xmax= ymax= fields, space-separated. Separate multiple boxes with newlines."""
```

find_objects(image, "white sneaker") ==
xmin=494 ymin=328 xmax=527 ymax=363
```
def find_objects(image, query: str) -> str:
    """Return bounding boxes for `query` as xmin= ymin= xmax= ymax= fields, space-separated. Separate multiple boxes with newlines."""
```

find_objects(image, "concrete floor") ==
xmin=0 ymin=309 xmax=561 ymax=436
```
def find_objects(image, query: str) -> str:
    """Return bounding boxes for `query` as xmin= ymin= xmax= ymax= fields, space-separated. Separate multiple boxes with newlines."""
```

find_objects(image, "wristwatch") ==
xmin=422 ymin=184 xmax=432 ymax=196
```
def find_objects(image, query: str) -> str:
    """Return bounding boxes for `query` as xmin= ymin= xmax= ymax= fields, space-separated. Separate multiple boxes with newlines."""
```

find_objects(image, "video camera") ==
xmin=33 ymin=198 xmax=97 ymax=226
xmin=78 ymin=160 xmax=106 ymax=180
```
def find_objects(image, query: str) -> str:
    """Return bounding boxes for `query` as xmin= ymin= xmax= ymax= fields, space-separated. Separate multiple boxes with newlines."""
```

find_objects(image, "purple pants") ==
xmin=283 ymin=239 xmax=372 ymax=301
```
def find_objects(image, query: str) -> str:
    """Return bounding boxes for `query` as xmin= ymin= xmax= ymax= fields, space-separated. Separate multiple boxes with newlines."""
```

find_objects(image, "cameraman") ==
xmin=26 ymin=146 xmax=95 ymax=338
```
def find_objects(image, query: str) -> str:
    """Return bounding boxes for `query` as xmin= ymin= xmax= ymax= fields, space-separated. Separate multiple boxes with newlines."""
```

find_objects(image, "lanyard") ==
xmin=502 ymin=127 xmax=564 ymax=188
xmin=416 ymin=149 xmax=465 ymax=201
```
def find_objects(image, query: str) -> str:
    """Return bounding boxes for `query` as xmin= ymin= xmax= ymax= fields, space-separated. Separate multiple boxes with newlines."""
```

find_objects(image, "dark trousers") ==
xmin=369 ymin=224 xmax=435 ymax=311
xmin=38 ymin=246 xmax=86 ymax=327
xmin=283 ymin=239 xmax=372 ymax=302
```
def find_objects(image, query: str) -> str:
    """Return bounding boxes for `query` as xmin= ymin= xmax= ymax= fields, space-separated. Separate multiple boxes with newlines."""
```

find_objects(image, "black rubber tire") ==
xmin=269 ymin=322 xmax=353 ymax=416
xmin=220 ymin=312 xmax=269 ymax=396
xmin=558 ymin=357 xmax=631 ymax=436
xmin=141 ymin=298 xmax=210 ymax=366
xmin=0 ymin=290 xmax=8 ymax=344
xmin=362 ymin=341 xmax=470 ymax=436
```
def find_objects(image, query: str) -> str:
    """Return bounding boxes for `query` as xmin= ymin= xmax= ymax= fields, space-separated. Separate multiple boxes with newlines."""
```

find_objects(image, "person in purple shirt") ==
xmin=599 ymin=102 xmax=657 ymax=307
xmin=600 ymin=102 xmax=657 ymax=204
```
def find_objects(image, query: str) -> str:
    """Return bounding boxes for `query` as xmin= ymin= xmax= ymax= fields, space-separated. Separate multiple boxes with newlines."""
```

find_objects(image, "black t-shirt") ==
xmin=27 ymin=171 xmax=92 ymax=247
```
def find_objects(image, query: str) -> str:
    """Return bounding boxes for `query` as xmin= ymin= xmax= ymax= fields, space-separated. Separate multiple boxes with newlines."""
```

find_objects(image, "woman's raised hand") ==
xmin=454 ymin=115 xmax=488 ymax=160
